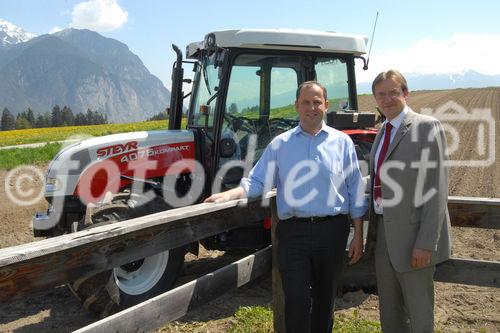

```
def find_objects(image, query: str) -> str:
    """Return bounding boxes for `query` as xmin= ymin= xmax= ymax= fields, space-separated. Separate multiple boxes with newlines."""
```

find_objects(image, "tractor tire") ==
xmin=67 ymin=193 xmax=188 ymax=318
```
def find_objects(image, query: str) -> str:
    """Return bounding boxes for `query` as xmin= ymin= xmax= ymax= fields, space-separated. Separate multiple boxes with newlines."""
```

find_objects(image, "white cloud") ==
xmin=70 ymin=0 xmax=128 ymax=32
xmin=49 ymin=26 xmax=63 ymax=34
xmin=356 ymin=33 xmax=500 ymax=83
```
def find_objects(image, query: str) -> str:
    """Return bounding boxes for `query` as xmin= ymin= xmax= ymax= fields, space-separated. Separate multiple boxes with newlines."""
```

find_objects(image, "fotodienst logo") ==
xmin=420 ymin=101 xmax=495 ymax=167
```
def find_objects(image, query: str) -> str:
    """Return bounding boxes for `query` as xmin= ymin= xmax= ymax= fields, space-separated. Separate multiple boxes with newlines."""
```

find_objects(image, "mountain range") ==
xmin=357 ymin=70 xmax=500 ymax=94
xmin=0 ymin=20 xmax=170 ymax=123
xmin=1 ymin=19 xmax=499 ymax=122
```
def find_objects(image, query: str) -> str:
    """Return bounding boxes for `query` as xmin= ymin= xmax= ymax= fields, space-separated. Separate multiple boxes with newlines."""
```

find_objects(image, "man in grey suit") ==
xmin=369 ymin=70 xmax=452 ymax=332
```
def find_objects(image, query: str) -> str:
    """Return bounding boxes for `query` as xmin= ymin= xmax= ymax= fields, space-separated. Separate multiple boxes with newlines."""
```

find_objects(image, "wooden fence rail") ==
xmin=0 ymin=195 xmax=269 ymax=302
xmin=0 ymin=195 xmax=499 ymax=332
xmin=0 ymin=196 xmax=498 ymax=302
xmin=448 ymin=196 xmax=500 ymax=229
xmin=74 ymin=246 xmax=272 ymax=333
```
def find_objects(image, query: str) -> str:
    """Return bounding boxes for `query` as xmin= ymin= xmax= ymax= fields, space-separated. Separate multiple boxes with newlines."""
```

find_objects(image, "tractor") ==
xmin=33 ymin=29 xmax=377 ymax=317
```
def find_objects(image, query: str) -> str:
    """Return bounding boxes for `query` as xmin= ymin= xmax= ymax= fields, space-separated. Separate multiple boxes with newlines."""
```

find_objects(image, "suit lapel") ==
xmin=384 ymin=110 xmax=416 ymax=161
xmin=370 ymin=129 xmax=384 ymax=175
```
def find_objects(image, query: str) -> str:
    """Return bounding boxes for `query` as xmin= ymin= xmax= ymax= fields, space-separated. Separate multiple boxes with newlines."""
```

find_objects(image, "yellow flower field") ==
xmin=0 ymin=120 xmax=185 ymax=147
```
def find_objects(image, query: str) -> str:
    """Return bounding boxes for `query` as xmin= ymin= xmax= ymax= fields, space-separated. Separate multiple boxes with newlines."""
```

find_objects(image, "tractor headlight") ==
xmin=45 ymin=177 xmax=60 ymax=192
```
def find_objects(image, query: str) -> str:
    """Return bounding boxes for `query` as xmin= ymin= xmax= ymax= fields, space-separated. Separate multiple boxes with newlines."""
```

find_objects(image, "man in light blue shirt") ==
xmin=205 ymin=81 xmax=367 ymax=333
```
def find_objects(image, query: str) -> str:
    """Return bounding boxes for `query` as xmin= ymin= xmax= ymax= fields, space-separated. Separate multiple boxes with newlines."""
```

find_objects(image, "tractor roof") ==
xmin=186 ymin=29 xmax=368 ymax=58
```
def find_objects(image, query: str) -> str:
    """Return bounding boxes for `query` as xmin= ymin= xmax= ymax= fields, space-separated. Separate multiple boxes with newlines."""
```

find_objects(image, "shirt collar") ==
xmin=385 ymin=105 xmax=409 ymax=130
xmin=294 ymin=121 xmax=328 ymax=136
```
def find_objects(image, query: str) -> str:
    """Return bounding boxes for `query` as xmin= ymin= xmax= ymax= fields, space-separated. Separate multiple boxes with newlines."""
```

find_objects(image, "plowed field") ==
xmin=1 ymin=87 xmax=499 ymax=332
xmin=359 ymin=87 xmax=500 ymax=198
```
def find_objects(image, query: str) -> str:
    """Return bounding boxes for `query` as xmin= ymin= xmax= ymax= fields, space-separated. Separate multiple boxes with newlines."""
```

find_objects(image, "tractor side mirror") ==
xmin=219 ymin=138 xmax=237 ymax=158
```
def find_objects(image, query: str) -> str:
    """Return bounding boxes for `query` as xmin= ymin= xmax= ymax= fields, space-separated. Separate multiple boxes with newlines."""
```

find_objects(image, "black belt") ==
xmin=287 ymin=216 xmax=333 ymax=223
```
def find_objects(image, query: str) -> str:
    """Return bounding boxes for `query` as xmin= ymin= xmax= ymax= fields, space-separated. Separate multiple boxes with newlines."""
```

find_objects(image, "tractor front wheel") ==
xmin=68 ymin=194 xmax=187 ymax=317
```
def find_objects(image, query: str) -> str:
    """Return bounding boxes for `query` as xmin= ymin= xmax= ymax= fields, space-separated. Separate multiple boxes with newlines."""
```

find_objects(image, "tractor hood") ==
xmin=45 ymin=130 xmax=195 ymax=198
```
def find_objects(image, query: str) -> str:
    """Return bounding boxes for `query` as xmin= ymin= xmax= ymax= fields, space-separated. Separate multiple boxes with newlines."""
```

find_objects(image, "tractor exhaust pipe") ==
xmin=168 ymin=44 xmax=184 ymax=130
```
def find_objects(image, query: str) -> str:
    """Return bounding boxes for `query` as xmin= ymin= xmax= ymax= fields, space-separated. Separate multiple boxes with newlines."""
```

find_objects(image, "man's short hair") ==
xmin=371 ymin=70 xmax=409 ymax=94
xmin=296 ymin=81 xmax=328 ymax=101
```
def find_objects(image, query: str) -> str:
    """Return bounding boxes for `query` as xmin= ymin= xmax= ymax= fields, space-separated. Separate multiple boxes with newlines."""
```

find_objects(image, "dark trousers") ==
xmin=276 ymin=215 xmax=350 ymax=333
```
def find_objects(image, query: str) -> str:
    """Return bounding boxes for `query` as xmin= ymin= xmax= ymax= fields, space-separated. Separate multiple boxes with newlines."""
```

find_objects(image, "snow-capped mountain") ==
xmin=0 ymin=19 xmax=36 ymax=47
xmin=404 ymin=70 xmax=500 ymax=90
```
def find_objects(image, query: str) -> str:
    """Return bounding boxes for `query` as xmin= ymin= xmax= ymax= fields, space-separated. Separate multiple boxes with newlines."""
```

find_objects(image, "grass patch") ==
xmin=228 ymin=306 xmax=273 ymax=333
xmin=0 ymin=143 xmax=62 ymax=170
xmin=333 ymin=310 xmax=381 ymax=332
xmin=226 ymin=306 xmax=381 ymax=333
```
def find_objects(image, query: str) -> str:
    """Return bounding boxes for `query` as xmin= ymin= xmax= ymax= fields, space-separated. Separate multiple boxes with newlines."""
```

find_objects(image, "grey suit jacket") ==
xmin=368 ymin=108 xmax=452 ymax=272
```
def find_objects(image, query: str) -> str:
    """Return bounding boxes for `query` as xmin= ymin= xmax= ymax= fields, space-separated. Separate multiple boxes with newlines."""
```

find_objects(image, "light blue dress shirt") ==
xmin=240 ymin=122 xmax=367 ymax=220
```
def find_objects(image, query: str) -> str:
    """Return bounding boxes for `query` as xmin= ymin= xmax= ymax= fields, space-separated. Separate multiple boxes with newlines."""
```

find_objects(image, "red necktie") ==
xmin=374 ymin=122 xmax=393 ymax=202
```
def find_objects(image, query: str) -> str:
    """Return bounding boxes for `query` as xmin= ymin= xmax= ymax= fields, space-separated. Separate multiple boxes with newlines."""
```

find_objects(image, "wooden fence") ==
xmin=0 ymin=195 xmax=499 ymax=332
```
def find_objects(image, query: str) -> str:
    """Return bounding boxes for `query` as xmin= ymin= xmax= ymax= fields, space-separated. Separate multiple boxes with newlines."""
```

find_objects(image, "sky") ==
xmin=1 ymin=0 xmax=500 ymax=89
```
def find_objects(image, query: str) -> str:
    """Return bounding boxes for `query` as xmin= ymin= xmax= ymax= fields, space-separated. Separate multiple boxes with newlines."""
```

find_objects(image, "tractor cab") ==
xmin=169 ymin=29 xmax=376 ymax=192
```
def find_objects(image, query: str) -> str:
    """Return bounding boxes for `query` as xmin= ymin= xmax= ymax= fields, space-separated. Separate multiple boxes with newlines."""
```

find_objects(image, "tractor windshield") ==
xmin=216 ymin=52 xmax=354 ymax=188
xmin=222 ymin=53 xmax=351 ymax=158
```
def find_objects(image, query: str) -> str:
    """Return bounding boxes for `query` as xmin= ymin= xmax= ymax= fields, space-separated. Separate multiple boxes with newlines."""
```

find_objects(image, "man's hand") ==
xmin=204 ymin=192 xmax=231 ymax=203
xmin=348 ymin=232 xmax=363 ymax=265
xmin=411 ymin=248 xmax=432 ymax=269
xmin=348 ymin=218 xmax=364 ymax=265
xmin=204 ymin=186 xmax=246 ymax=204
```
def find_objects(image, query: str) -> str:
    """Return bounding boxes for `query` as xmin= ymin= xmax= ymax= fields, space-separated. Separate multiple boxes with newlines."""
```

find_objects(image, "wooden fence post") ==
xmin=271 ymin=197 xmax=285 ymax=333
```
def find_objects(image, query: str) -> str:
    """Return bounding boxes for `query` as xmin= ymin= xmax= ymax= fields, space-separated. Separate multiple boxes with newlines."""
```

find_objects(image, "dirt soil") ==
xmin=1 ymin=88 xmax=500 ymax=332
